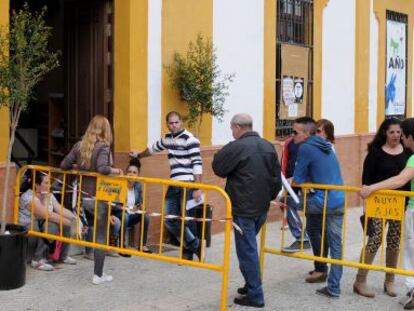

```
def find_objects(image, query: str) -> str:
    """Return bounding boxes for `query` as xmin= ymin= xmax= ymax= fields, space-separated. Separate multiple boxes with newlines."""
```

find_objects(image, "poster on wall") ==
xmin=385 ymin=20 xmax=406 ymax=116
xmin=280 ymin=44 xmax=308 ymax=119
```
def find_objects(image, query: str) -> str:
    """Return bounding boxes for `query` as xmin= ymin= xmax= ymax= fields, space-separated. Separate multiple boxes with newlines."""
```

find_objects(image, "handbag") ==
xmin=47 ymin=240 xmax=63 ymax=262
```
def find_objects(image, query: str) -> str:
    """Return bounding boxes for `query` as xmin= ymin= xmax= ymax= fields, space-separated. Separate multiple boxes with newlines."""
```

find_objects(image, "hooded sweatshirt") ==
xmin=293 ymin=135 xmax=344 ymax=209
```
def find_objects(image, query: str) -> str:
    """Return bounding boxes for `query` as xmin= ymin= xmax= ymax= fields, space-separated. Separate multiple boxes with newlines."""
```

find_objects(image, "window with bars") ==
xmin=385 ymin=10 xmax=408 ymax=119
xmin=276 ymin=0 xmax=314 ymax=138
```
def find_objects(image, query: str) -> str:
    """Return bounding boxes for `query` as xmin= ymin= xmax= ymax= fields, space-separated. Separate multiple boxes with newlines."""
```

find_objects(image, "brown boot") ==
xmin=384 ymin=248 xmax=399 ymax=297
xmin=353 ymin=251 xmax=376 ymax=298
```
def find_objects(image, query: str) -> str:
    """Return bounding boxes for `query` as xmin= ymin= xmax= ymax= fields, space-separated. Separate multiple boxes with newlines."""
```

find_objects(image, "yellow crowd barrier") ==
xmin=259 ymin=183 xmax=414 ymax=278
xmin=14 ymin=165 xmax=232 ymax=311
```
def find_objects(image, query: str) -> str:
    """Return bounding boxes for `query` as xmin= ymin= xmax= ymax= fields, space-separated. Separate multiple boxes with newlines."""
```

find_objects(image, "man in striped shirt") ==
xmin=129 ymin=111 xmax=203 ymax=260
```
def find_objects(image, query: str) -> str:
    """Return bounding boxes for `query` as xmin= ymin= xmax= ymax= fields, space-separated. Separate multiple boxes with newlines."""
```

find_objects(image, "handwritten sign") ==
xmin=96 ymin=176 xmax=127 ymax=205
xmin=366 ymin=194 xmax=405 ymax=221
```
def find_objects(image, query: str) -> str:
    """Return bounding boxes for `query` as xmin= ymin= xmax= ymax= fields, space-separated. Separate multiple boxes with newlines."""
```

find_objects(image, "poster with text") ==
xmin=386 ymin=20 xmax=406 ymax=116
xmin=280 ymin=44 xmax=308 ymax=119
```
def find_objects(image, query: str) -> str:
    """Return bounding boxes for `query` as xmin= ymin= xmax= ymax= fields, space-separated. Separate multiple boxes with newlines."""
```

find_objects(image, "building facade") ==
xmin=1 ymin=0 xmax=414 ymax=225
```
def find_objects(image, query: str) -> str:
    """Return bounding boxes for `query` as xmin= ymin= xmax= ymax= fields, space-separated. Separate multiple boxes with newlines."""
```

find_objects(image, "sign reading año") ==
xmin=96 ymin=176 xmax=127 ymax=205
xmin=366 ymin=194 xmax=405 ymax=221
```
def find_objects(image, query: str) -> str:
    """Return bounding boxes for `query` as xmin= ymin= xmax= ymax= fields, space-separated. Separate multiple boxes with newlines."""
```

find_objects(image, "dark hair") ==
xmin=316 ymin=119 xmax=335 ymax=144
xmin=294 ymin=116 xmax=316 ymax=135
xmin=127 ymin=157 xmax=141 ymax=173
xmin=368 ymin=117 xmax=402 ymax=153
xmin=166 ymin=111 xmax=182 ymax=123
xmin=20 ymin=170 xmax=48 ymax=193
xmin=401 ymin=118 xmax=414 ymax=142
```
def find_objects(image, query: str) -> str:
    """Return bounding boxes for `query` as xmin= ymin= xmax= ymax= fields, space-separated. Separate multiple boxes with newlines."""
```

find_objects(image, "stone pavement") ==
xmin=0 ymin=208 xmax=408 ymax=311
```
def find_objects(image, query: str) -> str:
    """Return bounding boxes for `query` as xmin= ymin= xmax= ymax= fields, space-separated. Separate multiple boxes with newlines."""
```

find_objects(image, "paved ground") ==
xmin=0 ymin=208 xmax=409 ymax=311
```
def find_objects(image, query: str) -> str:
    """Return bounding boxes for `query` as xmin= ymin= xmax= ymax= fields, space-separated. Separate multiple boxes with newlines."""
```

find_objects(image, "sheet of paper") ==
xmin=186 ymin=194 xmax=205 ymax=211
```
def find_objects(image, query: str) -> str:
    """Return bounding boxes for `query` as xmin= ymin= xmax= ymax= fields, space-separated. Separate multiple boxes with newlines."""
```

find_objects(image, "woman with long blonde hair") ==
xmin=61 ymin=115 xmax=123 ymax=285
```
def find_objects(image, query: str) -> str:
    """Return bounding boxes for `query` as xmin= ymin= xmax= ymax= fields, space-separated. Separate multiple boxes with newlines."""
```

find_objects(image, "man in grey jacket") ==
xmin=212 ymin=113 xmax=281 ymax=308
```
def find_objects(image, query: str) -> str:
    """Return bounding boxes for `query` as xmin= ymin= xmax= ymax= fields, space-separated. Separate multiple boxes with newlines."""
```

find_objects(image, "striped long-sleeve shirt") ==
xmin=149 ymin=129 xmax=203 ymax=181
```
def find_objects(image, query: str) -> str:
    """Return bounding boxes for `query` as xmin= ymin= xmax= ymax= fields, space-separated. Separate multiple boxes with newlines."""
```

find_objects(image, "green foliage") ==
xmin=166 ymin=34 xmax=234 ymax=134
xmin=0 ymin=3 xmax=60 ymax=234
xmin=0 ymin=3 xmax=60 ymax=117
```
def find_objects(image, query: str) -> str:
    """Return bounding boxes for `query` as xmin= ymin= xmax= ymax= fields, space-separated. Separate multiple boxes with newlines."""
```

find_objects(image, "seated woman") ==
xmin=113 ymin=159 xmax=151 ymax=255
xmin=19 ymin=171 xmax=77 ymax=271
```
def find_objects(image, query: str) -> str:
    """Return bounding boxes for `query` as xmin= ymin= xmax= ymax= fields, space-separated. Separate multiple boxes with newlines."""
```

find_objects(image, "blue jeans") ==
xmin=165 ymin=186 xmax=199 ymax=254
xmin=233 ymin=213 xmax=267 ymax=305
xmin=287 ymin=194 xmax=344 ymax=296
xmin=84 ymin=210 xmax=121 ymax=255
xmin=284 ymin=195 xmax=309 ymax=242
xmin=113 ymin=211 xmax=150 ymax=246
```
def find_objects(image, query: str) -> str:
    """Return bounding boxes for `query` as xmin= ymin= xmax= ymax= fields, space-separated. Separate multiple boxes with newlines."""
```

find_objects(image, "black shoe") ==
xmin=183 ymin=250 xmax=193 ymax=261
xmin=233 ymin=296 xmax=264 ymax=308
xmin=316 ymin=287 xmax=339 ymax=299
xmin=118 ymin=253 xmax=131 ymax=258
xmin=237 ymin=285 xmax=247 ymax=295
xmin=282 ymin=240 xmax=309 ymax=253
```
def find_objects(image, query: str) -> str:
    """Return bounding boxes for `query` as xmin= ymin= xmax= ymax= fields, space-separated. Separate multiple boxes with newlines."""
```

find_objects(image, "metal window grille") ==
xmin=276 ymin=0 xmax=314 ymax=138
xmin=386 ymin=10 xmax=408 ymax=120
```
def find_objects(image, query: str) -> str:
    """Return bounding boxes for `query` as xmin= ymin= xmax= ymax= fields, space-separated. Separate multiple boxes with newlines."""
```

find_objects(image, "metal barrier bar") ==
xmin=15 ymin=165 xmax=232 ymax=311
xmin=76 ymin=175 xmax=83 ymax=241
xmin=200 ymin=192 xmax=208 ymax=261
xmin=260 ymin=181 xmax=414 ymax=280
xmin=179 ymin=187 xmax=187 ymax=260
xmin=139 ymin=182 xmax=147 ymax=252
xmin=341 ymin=192 xmax=348 ymax=260
xmin=59 ymin=173 xmax=67 ymax=237
xmin=158 ymin=185 xmax=167 ymax=255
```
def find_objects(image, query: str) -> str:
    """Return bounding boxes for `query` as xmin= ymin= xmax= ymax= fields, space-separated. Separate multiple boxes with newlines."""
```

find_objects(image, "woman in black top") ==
xmin=354 ymin=118 xmax=412 ymax=298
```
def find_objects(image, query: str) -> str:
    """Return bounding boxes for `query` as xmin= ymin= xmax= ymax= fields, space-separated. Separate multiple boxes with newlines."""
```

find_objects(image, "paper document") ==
xmin=281 ymin=173 xmax=300 ymax=204
xmin=186 ymin=195 xmax=205 ymax=211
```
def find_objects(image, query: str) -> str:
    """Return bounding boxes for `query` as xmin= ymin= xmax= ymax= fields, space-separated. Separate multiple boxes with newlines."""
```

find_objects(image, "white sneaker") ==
xmin=92 ymin=273 xmax=113 ymax=285
xmin=400 ymin=288 xmax=414 ymax=308
xmin=62 ymin=256 xmax=77 ymax=265
xmin=31 ymin=259 xmax=54 ymax=271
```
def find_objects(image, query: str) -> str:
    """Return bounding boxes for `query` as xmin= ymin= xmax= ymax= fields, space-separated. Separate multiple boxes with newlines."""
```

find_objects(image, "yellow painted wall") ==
xmin=313 ymin=0 xmax=330 ymax=121
xmin=354 ymin=0 xmax=371 ymax=134
xmin=0 ymin=1 xmax=9 ymax=162
xmin=161 ymin=0 xmax=213 ymax=145
xmin=114 ymin=0 xmax=148 ymax=152
xmin=374 ymin=0 xmax=414 ymax=125
xmin=263 ymin=0 xmax=276 ymax=141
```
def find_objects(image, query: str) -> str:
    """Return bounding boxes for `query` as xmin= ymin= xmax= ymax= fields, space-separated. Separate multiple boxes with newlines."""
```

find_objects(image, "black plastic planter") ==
xmin=0 ymin=224 xmax=27 ymax=290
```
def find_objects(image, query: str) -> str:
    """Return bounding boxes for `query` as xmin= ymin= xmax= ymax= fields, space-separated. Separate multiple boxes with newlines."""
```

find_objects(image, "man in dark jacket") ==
xmin=212 ymin=113 xmax=281 ymax=308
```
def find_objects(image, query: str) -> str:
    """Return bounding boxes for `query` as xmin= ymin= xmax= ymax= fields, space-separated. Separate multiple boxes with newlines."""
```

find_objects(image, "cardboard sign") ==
xmin=279 ymin=44 xmax=309 ymax=120
xmin=96 ymin=176 xmax=127 ymax=205
xmin=366 ymin=194 xmax=405 ymax=221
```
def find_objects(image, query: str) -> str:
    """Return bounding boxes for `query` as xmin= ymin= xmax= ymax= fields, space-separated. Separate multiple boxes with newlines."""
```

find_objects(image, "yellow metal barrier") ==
xmin=14 ymin=165 xmax=232 ymax=311
xmin=260 ymin=183 xmax=414 ymax=278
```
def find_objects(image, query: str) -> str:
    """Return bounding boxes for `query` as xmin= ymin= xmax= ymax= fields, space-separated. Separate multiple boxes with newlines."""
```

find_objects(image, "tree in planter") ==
xmin=166 ymin=34 xmax=234 ymax=136
xmin=0 ymin=4 xmax=60 ymax=234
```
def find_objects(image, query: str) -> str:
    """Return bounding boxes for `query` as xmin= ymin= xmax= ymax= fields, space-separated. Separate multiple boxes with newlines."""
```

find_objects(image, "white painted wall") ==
xmin=321 ymin=0 xmax=356 ymax=135
xmin=147 ymin=0 xmax=162 ymax=145
xmin=412 ymin=30 xmax=414 ymax=117
xmin=212 ymin=0 xmax=264 ymax=145
xmin=368 ymin=0 xmax=379 ymax=132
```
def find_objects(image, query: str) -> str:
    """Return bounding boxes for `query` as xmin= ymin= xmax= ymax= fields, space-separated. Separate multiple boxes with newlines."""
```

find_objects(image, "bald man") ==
xmin=212 ymin=113 xmax=281 ymax=308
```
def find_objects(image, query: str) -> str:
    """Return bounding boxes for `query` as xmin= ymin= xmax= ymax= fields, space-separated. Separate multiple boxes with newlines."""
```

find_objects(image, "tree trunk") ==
xmin=197 ymin=109 xmax=204 ymax=139
xmin=0 ymin=121 xmax=17 ymax=235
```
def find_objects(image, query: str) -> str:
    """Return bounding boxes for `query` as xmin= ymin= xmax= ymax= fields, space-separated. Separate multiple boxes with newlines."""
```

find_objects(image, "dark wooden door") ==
xmin=64 ymin=0 xmax=113 ymax=144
